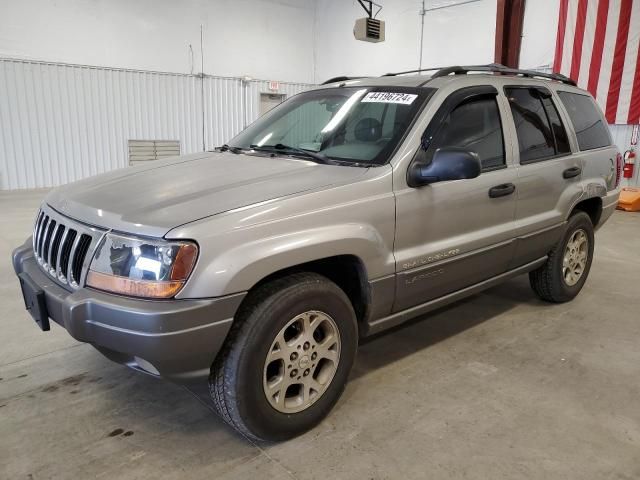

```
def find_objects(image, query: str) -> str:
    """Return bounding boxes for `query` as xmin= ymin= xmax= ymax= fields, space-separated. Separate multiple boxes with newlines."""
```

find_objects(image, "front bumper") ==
xmin=12 ymin=239 xmax=245 ymax=383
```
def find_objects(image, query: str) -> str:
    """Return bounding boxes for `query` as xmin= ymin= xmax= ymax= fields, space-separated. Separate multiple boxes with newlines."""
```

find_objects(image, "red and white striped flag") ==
xmin=553 ymin=0 xmax=640 ymax=124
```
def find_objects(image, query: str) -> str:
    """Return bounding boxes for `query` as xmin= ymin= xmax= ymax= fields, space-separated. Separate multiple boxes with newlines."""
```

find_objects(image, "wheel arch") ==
xmin=570 ymin=196 xmax=603 ymax=226
xmin=239 ymin=254 xmax=371 ymax=327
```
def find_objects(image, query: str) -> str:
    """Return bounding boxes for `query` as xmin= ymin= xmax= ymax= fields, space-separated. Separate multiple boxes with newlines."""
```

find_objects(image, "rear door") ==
xmin=393 ymin=85 xmax=518 ymax=312
xmin=555 ymin=90 xmax=620 ymax=192
xmin=503 ymin=86 xmax=583 ymax=268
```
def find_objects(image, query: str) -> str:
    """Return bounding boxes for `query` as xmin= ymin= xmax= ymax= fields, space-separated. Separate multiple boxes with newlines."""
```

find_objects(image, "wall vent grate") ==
xmin=128 ymin=140 xmax=180 ymax=165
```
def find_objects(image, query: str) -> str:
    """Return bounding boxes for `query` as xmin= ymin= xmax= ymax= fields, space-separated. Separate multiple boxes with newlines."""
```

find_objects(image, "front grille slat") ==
xmin=33 ymin=211 xmax=45 ymax=256
xmin=47 ymin=222 xmax=60 ymax=270
xmin=30 ymin=207 xmax=103 ymax=290
xmin=60 ymin=229 xmax=77 ymax=281
xmin=72 ymin=234 xmax=93 ymax=285
xmin=50 ymin=225 xmax=66 ymax=273
xmin=54 ymin=227 xmax=69 ymax=280
xmin=36 ymin=216 xmax=50 ymax=261
xmin=42 ymin=220 xmax=56 ymax=266
xmin=66 ymin=231 xmax=82 ymax=286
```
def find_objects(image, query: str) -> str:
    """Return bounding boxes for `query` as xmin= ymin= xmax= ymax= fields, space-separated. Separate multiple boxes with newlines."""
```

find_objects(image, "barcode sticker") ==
xmin=361 ymin=92 xmax=418 ymax=104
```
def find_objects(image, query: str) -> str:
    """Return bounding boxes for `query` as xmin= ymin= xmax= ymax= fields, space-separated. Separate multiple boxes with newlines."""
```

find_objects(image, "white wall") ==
xmin=313 ymin=0 xmax=497 ymax=82
xmin=0 ymin=0 xmax=547 ymax=84
xmin=519 ymin=0 xmax=559 ymax=69
xmin=0 ymin=0 xmax=316 ymax=83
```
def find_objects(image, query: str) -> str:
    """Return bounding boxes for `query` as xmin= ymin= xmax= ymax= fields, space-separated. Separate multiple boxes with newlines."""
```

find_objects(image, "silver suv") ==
xmin=13 ymin=64 xmax=621 ymax=441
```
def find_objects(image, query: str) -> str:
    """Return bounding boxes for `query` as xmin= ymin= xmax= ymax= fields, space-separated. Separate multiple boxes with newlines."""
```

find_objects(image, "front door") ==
xmin=393 ymin=86 xmax=518 ymax=312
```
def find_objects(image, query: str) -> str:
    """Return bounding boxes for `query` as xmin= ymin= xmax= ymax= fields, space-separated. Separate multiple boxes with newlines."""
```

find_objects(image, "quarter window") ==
xmin=505 ymin=87 xmax=570 ymax=163
xmin=428 ymin=97 xmax=505 ymax=170
xmin=557 ymin=91 xmax=611 ymax=151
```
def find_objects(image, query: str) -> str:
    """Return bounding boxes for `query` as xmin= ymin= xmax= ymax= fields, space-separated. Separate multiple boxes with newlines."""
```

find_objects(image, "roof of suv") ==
xmin=318 ymin=64 xmax=584 ymax=93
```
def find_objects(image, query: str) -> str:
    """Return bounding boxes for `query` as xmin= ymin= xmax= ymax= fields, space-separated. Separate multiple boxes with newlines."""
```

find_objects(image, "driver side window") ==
xmin=428 ymin=97 xmax=505 ymax=171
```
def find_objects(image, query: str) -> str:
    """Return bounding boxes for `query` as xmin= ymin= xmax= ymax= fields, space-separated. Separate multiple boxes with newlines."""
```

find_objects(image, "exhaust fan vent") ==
xmin=366 ymin=18 xmax=381 ymax=38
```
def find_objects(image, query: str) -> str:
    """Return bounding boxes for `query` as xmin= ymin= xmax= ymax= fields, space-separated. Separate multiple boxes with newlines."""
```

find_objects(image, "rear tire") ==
xmin=529 ymin=211 xmax=594 ymax=303
xmin=209 ymin=272 xmax=357 ymax=441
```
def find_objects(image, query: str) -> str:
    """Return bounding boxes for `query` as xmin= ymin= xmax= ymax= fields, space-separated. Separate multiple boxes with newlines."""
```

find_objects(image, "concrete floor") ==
xmin=1 ymin=189 xmax=639 ymax=480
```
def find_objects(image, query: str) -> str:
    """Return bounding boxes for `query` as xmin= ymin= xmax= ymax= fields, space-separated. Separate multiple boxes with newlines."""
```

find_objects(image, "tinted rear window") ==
xmin=557 ymin=91 xmax=611 ymax=151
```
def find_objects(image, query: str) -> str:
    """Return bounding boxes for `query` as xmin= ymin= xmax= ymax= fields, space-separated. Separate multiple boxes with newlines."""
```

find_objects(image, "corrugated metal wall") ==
xmin=2 ymin=57 xmax=637 ymax=190
xmin=203 ymin=77 xmax=313 ymax=149
xmin=609 ymin=124 xmax=636 ymax=154
xmin=0 ymin=58 xmax=312 ymax=190
xmin=610 ymin=124 xmax=640 ymax=187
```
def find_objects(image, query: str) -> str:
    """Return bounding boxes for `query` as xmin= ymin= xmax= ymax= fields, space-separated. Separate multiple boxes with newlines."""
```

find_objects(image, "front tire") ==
xmin=529 ymin=211 xmax=595 ymax=303
xmin=209 ymin=272 xmax=357 ymax=441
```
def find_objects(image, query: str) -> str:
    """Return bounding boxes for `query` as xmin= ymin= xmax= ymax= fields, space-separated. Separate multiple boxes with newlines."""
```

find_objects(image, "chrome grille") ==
xmin=32 ymin=205 xmax=106 ymax=289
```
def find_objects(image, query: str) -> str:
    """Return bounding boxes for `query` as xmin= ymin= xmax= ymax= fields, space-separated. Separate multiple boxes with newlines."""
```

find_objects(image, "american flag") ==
xmin=553 ymin=0 xmax=640 ymax=125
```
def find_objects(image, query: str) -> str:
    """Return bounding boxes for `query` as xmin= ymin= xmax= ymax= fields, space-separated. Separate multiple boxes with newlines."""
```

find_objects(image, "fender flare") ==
xmin=178 ymin=223 xmax=393 ymax=298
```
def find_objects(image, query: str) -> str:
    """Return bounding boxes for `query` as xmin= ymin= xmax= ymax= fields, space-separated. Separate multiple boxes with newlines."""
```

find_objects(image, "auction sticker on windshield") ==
xmin=362 ymin=92 xmax=418 ymax=104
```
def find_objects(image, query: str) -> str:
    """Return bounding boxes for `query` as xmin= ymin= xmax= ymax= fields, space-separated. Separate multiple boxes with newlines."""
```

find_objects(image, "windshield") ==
xmin=229 ymin=86 xmax=434 ymax=165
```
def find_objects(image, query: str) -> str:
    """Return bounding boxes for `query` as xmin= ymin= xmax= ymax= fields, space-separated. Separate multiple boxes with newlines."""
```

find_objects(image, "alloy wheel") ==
xmin=263 ymin=311 xmax=341 ymax=414
xmin=562 ymin=229 xmax=589 ymax=286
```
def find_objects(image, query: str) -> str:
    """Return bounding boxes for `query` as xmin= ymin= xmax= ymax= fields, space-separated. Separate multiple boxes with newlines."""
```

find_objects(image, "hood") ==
xmin=45 ymin=152 xmax=368 ymax=237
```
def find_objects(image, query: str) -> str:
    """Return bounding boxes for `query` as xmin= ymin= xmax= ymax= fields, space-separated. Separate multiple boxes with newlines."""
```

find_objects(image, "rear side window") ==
xmin=429 ymin=97 xmax=505 ymax=170
xmin=505 ymin=87 xmax=571 ymax=163
xmin=557 ymin=91 xmax=611 ymax=151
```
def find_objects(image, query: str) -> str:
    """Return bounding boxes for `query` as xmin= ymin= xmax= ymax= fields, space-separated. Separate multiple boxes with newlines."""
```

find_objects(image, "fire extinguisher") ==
xmin=623 ymin=149 xmax=636 ymax=179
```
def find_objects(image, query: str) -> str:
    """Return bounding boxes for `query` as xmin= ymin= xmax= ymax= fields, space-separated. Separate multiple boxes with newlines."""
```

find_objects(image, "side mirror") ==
xmin=407 ymin=147 xmax=481 ymax=187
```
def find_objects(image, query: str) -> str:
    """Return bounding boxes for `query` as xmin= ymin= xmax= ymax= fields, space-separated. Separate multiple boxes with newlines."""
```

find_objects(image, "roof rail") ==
xmin=430 ymin=63 xmax=576 ymax=86
xmin=381 ymin=63 xmax=576 ymax=86
xmin=382 ymin=67 xmax=446 ymax=76
xmin=320 ymin=76 xmax=364 ymax=85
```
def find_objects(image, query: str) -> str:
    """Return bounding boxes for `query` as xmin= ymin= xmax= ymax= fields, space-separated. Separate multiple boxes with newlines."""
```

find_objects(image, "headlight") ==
xmin=86 ymin=233 xmax=198 ymax=299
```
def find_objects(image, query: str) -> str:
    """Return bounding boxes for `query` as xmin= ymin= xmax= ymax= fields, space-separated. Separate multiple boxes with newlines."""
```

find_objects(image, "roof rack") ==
xmin=320 ymin=76 xmax=364 ymax=85
xmin=431 ymin=63 xmax=576 ymax=85
xmin=382 ymin=66 xmax=447 ymax=76
xmin=383 ymin=63 xmax=576 ymax=86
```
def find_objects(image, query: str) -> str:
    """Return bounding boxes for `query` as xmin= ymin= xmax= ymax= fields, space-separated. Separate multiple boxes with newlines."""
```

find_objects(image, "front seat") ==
xmin=353 ymin=117 xmax=382 ymax=143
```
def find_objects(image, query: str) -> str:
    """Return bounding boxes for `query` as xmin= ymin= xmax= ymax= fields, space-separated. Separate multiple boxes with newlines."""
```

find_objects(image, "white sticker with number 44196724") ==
xmin=361 ymin=92 xmax=418 ymax=104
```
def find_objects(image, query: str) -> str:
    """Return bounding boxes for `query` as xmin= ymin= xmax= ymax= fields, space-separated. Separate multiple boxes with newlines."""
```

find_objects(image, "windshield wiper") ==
xmin=250 ymin=143 xmax=332 ymax=165
xmin=216 ymin=144 xmax=243 ymax=154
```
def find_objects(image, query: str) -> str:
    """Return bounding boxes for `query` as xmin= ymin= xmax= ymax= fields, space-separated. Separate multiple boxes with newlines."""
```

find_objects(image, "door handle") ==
xmin=488 ymin=183 xmax=516 ymax=198
xmin=563 ymin=166 xmax=582 ymax=179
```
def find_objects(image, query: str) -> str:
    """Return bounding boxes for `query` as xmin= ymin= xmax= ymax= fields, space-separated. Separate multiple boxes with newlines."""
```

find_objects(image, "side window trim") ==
xmin=411 ymin=85 xmax=506 ymax=174
xmin=503 ymin=85 xmax=573 ymax=165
